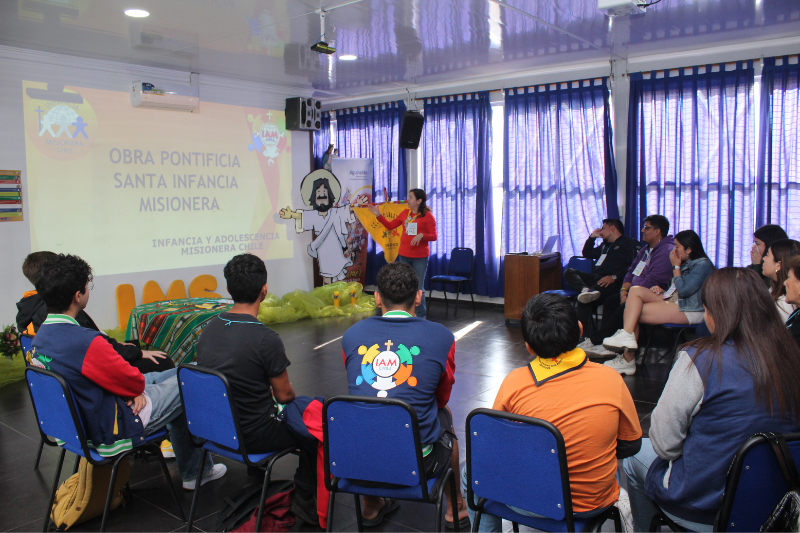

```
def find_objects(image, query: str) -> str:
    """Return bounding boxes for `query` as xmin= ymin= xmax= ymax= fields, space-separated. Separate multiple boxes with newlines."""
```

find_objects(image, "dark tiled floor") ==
xmin=0 ymin=302 xmax=674 ymax=532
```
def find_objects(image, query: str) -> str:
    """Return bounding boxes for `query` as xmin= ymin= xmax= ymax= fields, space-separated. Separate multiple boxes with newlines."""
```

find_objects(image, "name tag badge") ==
xmin=662 ymin=283 xmax=677 ymax=299
xmin=406 ymin=222 xmax=418 ymax=236
xmin=595 ymin=253 xmax=608 ymax=267
xmin=632 ymin=260 xmax=647 ymax=276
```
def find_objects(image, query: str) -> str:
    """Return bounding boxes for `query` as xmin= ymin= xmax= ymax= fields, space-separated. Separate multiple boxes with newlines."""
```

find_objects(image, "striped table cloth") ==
xmin=125 ymin=298 xmax=233 ymax=364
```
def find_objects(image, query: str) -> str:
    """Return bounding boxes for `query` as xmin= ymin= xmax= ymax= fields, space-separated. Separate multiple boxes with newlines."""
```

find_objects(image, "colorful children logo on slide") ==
xmin=23 ymin=82 xmax=96 ymax=161
xmin=355 ymin=340 xmax=418 ymax=397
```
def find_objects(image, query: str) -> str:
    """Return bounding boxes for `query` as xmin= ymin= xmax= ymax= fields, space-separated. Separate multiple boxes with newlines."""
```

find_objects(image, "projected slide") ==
xmin=22 ymin=81 xmax=294 ymax=276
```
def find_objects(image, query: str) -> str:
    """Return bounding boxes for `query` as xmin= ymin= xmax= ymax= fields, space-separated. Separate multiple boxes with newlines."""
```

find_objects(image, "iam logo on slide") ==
xmin=24 ymin=82 xmax=95 ymax=161
xmin=355 ymin=340 xmax=418 ymax=397
xmin=247 ymin=110 xmax=288 ymax=166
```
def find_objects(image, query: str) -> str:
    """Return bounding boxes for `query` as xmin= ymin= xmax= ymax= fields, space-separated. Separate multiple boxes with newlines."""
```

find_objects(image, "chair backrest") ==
xmin=562 ymin=256 xmax=594 ymax=289
xmin=323 ymin=395 xmax=428 ymax=494
xmin=25 ymin=367 xmax=86 ymax=453
xmin=447 ymin=248 xmax=474 ymax=278
xmin=565 ymin=256 xmax=593 ymax=274
xmin=716 ymin=432 xmax=800 ymax=532
xmin=177 ymin=364 xmax=243 ymax=454
xmin=466 ymin=409 xmax=573 ymax=524
xmin=20 ymin=334 xmax=34 ymax=366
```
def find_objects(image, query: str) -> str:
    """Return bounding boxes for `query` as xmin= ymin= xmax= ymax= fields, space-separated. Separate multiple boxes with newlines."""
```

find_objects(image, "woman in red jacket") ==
xmin=369 ymin=189 xmax=437 ymax=318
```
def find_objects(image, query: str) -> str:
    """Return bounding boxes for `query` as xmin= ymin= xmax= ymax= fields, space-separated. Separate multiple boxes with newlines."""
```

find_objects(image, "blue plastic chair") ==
xmin=20 ymin=333 xmax=49 ymax=470
xmin=429 ymin=247 xmax=475 ymax=311
xmin=649 ymin=432 xmax=800 ymax=532
xmin=543 ymin=256 xmax=595 ymax=300
xmin=25 ymin=367 xmax=184 ymax=532
xmin=466 ymin=408 xmax=621 ymax=532
xmin=177 ymin=364 xmax=299 ymax=532
xmin=323 ymin=395 xmax=460 ymax=532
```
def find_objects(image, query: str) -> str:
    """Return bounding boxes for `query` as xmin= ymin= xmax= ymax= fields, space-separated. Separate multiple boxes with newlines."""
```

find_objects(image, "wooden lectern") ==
xmin=504 ymin=253 xmax=562 ymax=324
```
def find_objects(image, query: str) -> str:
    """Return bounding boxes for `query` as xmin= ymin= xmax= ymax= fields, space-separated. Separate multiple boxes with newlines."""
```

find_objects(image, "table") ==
xmin=125 ymin=298 xmax=233 ymax=364
xmin=504 ymin=253 xmax=561 ymax=324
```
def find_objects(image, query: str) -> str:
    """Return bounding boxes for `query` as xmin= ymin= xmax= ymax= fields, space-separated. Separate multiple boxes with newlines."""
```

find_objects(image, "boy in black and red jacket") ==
xmin=30 ymin=253 xmax=225 ymax=490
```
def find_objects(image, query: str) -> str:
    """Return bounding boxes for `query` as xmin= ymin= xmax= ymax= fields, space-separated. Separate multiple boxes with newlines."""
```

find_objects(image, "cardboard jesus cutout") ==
xmin=280 ymin=169 xmax=367 ymax=284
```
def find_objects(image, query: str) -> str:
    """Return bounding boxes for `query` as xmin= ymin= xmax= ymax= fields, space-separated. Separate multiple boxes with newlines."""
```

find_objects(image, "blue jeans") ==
xmin=142 ymin=368 xmax=212 ymax=482
xmin=459 ymin=465 xmax=608 ymax=532
xmin=623 ymin=439 xmax=712 ymax=532
xmin=397 ymin=255 xmax=428 ymax=318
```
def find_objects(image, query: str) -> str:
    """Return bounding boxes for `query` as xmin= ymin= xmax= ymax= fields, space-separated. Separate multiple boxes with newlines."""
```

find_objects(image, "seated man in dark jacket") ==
xmin=30 ymin=253 xmax=225 ymax=490
xmin=565 ymin=219 xmax=640 ymax=336
xmin=16 ymin=251 xmax=172 ymax=374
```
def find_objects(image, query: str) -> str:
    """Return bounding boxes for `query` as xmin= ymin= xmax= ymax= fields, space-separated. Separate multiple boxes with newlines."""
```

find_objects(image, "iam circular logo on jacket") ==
xmin=355 ymin=340 xmax=418 ymax=397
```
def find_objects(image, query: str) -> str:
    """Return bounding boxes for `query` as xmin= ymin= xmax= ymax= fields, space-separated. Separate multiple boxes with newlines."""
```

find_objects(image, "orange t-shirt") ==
xmin=492 ymin=361 xmax=641 ymax=512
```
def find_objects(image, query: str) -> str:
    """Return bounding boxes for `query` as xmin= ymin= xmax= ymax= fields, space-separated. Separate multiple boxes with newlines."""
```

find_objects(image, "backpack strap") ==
xmin=758 ymin=432 xmax=800 ymax=491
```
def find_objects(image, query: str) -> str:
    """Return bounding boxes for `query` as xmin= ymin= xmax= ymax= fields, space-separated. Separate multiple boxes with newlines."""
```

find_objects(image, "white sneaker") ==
xmin=616 ymin=487 xmax=634 ymax=533
xmin=577 ymin=338 xmax=615 ymax=357
xmin=577 ymin=290 xmax=601 ymax=304
xmin=603 ymin=329 xmax=638 ymax=352
xmin=604 ymin=354 xmax=636 ymax=375
xmin=183 ymin=463 xmax=227 ymax=491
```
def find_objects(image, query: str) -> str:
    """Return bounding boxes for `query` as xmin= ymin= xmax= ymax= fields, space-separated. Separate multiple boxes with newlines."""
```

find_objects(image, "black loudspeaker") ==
xmin=286 ymin=97 xmax=322 ymax=131
xmin=399 ymin=111 xmax=425 ymax=149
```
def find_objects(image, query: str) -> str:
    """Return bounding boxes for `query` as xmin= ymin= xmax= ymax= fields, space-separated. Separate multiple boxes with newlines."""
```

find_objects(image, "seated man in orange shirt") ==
xmin=462 ymin=293 xmax=642 ymax=531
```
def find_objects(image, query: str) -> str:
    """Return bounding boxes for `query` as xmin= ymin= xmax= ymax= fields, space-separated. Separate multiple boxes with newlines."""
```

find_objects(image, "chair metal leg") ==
xmin=43 ymin=448 xmax=66 ymax=532
xmin=254 ymin=451 xmax=282 ymax=533
xmin=473 ymin=511 xmax=482 ymax=533
xmin=455 ymin=282 xmax=462 ymax=315
xmin=100 ymin=455 xmax=126 ymax=532
xmin=512 ymin=522 xmax=520 ymax=533
xmin=434 ymin=468 xmax=451 ymax=533
xmin=612 ymin=507 xmax=623 ymax=532
xmin=153 ymin=445 xmax=185 ymax=522
xmin=73 ymin=454 xmax=81 ymax=474
xmin=469 ymin=283 xmax=475 ymax=311
xmin=33 ymin=438 xmax=44 ymax=470
xmin=353 ymin=493 xmax=364 ymax=533
xmin=185 ymin=449 xmax=207 ymax=532
xmin=325 ymin=489 xmax=336 ymax=532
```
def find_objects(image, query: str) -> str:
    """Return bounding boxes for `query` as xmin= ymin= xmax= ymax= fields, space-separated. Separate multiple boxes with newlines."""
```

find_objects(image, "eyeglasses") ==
xmin=642 ymin=225 xmax=655 ymax=231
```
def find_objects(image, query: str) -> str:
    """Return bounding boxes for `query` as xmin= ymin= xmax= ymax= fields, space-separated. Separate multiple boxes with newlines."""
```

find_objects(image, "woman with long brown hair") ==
xmin=624 ymin=267 xmax=800 ymax=531
xmin=762 ymin=238 xmax=800 ymax=321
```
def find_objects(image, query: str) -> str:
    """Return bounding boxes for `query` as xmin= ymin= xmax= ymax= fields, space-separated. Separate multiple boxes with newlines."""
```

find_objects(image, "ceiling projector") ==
xmin=598 ymin=0 xmax=646 ymax=17
xmin=311 ymin=41 xmax=336 ymax=54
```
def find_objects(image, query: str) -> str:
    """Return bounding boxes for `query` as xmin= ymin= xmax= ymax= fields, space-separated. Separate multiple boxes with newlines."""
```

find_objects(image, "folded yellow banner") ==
xmin=352 ymin=202 xmax=409 ymax=263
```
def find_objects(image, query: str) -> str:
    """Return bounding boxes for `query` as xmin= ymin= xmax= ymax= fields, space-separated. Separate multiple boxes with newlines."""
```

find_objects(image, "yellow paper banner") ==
xmin=353 ymin=202 xmax=408 ymax=263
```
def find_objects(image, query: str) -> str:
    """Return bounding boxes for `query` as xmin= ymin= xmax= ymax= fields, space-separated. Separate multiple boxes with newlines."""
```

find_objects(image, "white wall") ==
xmin=0 ymin=45 xmax=315 ymax=330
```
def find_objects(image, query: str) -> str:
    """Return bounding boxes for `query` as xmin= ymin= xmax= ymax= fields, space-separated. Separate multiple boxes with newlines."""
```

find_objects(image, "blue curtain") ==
xmin=503 ymin=79 xmax=617 ymax=267
xmin=312 ymin=111 xmax=331 ymax=170
xmin=625 ymin=62 xmax=756 ymax=267
xmin=757 ymin=56 xmax=800 ymax=238
xmin=423 ymin=91 xmax=500 ymax=297
xmin=335 ymin=101 xmax=407 ymax=285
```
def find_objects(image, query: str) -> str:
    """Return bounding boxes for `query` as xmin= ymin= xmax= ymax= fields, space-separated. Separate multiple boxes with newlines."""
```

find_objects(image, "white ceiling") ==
xmin=1 ymin=0 xmax=798 ymax=103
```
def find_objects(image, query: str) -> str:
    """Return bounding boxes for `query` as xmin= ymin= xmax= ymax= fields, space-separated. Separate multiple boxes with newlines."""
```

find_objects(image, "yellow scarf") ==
xmin=528 ymin=347 xmax=588 ymax=386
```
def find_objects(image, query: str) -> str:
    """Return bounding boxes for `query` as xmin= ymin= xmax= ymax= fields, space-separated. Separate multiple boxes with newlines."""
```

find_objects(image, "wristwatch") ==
xmin=673 ymin=265 xmax=680 ymax=270
xmin=611 ymin=275 xmax=617 ymax=280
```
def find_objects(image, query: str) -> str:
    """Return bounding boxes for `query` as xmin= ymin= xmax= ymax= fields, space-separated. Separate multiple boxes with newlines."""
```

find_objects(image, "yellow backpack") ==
xmin=50 ymin=457 xmax=130 ymax=530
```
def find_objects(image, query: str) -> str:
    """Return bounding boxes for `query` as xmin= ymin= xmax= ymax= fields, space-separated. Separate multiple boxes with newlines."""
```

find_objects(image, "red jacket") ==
xmin=377 ymin=209 xmax=437 ymax=258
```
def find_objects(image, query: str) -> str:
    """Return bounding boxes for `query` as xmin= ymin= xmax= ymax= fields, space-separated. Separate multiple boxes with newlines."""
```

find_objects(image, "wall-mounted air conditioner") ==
xmin=130 ymin=79 xmax=199 ymax=112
